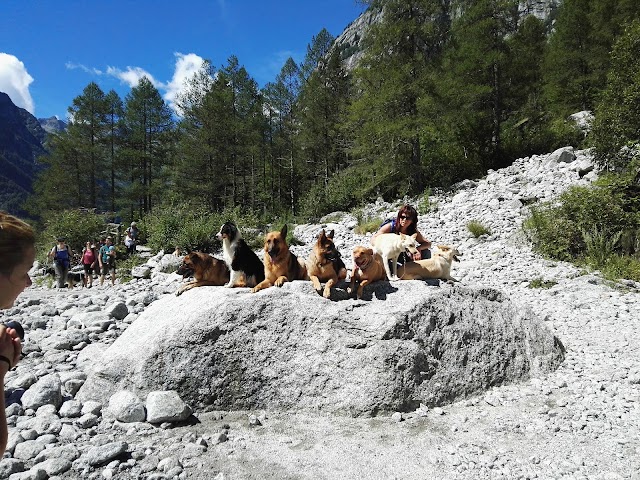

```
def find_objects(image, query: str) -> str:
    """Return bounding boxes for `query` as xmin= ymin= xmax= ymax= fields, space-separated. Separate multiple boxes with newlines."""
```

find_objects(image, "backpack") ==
xmin=54 ymin=245 xmax=70 ymax=269
xmin=380 ymin=218 xmax=396 ymax=233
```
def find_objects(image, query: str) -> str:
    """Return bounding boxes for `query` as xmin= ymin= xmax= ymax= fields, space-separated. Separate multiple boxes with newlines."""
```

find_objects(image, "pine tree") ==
xmin=442 ymin=0 xmax=519 ymax=170
xmin=592 ymin=19 xmax=640 ymax=170
xmin=121 ymin=77 xmax=174 ymax=215
xmin=349 ymin=0 xmax=451 ymax=197
xmin=104 ymin=90 xmax=124 ymax=213
xmin=66 ymin=82 xmax=110 ymax=208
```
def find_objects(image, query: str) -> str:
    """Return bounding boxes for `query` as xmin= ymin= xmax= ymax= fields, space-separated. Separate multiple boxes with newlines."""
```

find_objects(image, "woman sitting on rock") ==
xmin=372 ymin=204 xmax=432 ymax=262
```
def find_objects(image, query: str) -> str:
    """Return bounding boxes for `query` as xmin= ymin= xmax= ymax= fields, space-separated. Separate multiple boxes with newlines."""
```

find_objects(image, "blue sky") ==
xmin=0 ymin=1 xmax=365 ymax=120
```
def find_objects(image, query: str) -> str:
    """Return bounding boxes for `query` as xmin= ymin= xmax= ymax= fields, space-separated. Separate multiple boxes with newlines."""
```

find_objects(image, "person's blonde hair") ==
xmin=0 ymin=211 xmax=35 ymax=275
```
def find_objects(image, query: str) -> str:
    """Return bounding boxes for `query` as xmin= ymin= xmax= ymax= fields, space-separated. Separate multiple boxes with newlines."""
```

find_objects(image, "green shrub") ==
xmin=523 ymin=169 xmax=640 ymax=282
xmin=354 ymin=218 xmax=383 ymax=235
xmin=142 ymin=202 xmax=262 ymax=253
xmin=37 ymin=209 xmax=110 ymax=263
xmin=116 ymin=254 xmax=148 ymax=284
xmin=467 ymin=220 xmax=491 ymax=238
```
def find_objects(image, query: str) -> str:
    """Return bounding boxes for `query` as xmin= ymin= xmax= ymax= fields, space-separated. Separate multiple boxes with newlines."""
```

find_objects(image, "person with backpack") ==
xmin=98 ymin=236 xmax=117 ymax=286
xmin=124 ymin=222 xmax=139 ymax=255
xmin=47 ymin=237 xmax=71 ymax=288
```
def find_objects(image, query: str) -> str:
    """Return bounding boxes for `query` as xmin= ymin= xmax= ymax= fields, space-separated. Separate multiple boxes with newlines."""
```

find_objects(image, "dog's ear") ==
xmin=411 ymin=233 xmax=418 ymax=240
xmin=280 ymin=224 xmax=288 ymax=239
xmin=318 ymin=229 xmax=326 ymax=240
xmin=365 ymin=248 xmax=374 ymax=255
xmin=327 ymin=229 xmax=334 ymax=239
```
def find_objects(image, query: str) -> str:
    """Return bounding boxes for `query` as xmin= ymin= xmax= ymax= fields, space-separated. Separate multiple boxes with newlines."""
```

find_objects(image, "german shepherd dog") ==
xmin=43 ymin=266 xmax=84 ymax=288
xmin=175 ymin=252 xmax=230 ymax=296
xmin=306 ymin=229 xmax=347 ymax=298
xmin=251 ymin=224 xmax=307 ymax=293
xmin=216 ymin=221 xmax=265 ymax=288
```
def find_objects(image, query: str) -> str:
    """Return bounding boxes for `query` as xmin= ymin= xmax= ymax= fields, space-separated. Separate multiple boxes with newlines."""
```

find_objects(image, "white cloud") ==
xmin=0 ymin=53 xmax=35 ymax=114
xmin=106 ymin=66 xmax=161 ymax=88
xmin=65 ymin=61 xmax=103 ymax=75
xmin=163 ymin=52 xmax=205 ymax=114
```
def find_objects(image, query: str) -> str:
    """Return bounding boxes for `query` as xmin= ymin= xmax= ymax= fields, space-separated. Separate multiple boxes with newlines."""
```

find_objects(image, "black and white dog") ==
xmin=215 ymin=221 xmax=265 ymax=288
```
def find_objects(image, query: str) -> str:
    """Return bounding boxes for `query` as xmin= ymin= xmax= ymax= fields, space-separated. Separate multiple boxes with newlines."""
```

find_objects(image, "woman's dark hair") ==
xmin=395 ymin=205 xmax=418 ymax=235
xmin=0 ymin=211 xmax=35 ymax=276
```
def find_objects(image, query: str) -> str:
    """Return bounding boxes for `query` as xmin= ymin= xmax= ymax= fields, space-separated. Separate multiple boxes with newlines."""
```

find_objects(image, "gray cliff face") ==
xmin=334 ymin=0 xmax=562 ymax=71
xmin=77 ymin=281 xmax=564 ymax=415
xmin=38 ymin=116 xmax=67 ymax=134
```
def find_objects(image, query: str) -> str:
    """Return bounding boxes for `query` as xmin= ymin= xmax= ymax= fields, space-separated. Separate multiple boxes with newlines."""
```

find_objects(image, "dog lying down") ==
xmin=397 ymin=245 xmax=461 ymax=282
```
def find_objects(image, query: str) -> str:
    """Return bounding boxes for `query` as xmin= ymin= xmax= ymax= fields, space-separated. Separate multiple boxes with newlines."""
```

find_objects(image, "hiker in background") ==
xmin=81 ymin=241 xmax=97 ymax=288
xmin=0 ymin=211 xmax=30 ymax=454
xmin=124 ymin=222 xmax=139 ymax=256
xmin=98 ymin=236 xmax=117 ymax=286
xmin=47 ymin=237 xmax=71 ymax=288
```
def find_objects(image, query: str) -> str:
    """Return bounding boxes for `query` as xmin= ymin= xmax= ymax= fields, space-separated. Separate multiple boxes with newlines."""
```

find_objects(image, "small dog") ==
xmin=371 ymin=233 xmax=419 ymax=281
xmin=216 ymin=221 xmax=265 ymax=288
xmin=306 ymin=229 xmax=347 ymax=298
xmin=43 ymin=266 xmax=84 ymax=288
xmin=175 ymin=252 xmax=230 ymax=296
xmin=397 ymin=245 xmax=462 ymax=282
xmin=251 ymin=224 xmax=307 ymax=293
xmin=349 ymin=246 xmax=387 ymax=300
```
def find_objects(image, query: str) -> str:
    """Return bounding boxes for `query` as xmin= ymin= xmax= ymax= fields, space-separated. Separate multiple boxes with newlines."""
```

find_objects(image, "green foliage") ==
xmin=114 ymin=254 xmax=147 ymax=284
xmin=37 ymin=209 xmax=109 ymax=262
xmin=417 ymin=188 xmax=432 ymax=215
xmin=142 ymin=202 xmax=262 ymax=253
xmin=523 ymin=171 xmax=640 ymax=281
xmin=466 ymin=220 xmax=491 ymax=238
xmin=528 ymin=278 xmax=558 ymax=289
xmin=592 ymin=20 xmax=640 ymax=169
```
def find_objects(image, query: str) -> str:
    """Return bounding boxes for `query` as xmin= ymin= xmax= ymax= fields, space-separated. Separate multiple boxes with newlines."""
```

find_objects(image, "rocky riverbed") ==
xmin=1 ymin=146 xmax=639 ymax=479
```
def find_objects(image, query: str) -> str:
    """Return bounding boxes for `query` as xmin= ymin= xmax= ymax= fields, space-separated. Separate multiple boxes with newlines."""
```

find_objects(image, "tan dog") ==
xmin=349 ymin=246 xmax=387 ymax=299
xmin=175 ymin=252 xmax=231 ymax=296
xmin=306 ymin=229 xmax=347 ymax=298
xmin=397 ymin=245 xmax=462 ymax=282
xmin=371 ymin=232 xmax=419 ymax=281
xmin=251 ymin=224 xmax=307 ymax=293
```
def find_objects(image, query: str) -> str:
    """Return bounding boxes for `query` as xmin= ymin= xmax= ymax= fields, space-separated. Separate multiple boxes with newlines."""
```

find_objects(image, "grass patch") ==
xmin=528 ymin=278 xmax=558 ymax=289
xmin=354 ymin=217 xmax=383 ymax=235
xmin=116 ymin=254 xmax=148 ymax=284
xmin=467 ymin=220 xmax=491 ymax=238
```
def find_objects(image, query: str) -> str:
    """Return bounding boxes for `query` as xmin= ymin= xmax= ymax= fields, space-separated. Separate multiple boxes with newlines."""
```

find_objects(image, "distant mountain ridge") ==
xmin=0 ymin=92 xmax=49 ymax=214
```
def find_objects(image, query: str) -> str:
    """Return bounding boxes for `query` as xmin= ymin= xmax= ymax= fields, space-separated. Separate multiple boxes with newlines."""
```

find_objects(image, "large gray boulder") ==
xmin=77 ymin=282 xmax=564 ymax=415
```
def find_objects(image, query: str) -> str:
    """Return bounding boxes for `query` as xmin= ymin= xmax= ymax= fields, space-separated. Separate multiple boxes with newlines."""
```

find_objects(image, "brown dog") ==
xmin=175 ymin=252 xmax=231 ymax=296
xmin=306 ymin=229 xmax=347 ymax=298
xmin=349 ymin=246 xmax=387 ymax=299
xmin=397 ymin=245 xmax=461 ymax=282
xmin=251 ymin=224 xmax=307 ymax=293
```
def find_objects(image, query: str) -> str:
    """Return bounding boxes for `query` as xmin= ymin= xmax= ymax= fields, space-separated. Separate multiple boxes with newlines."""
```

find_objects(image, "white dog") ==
xmin=371 ymin=233 xmax=419 ymax=281
xmin=397 ymin=245 xmax=462 ymax=282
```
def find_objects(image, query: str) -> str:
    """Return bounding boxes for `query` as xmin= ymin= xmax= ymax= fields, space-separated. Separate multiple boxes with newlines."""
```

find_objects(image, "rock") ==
xmin=78 ymin=283 xmax=564 ymax=415
xmin=84 ymin=441 xmax=129 ymax=467
xmin=34 ymin=458 xmax=72 ymax=476
xmin=105 ymin=302 xmax=129 ymax=320
xmin=107 ymin=391 xmax=146 ymax=423
xmin=0 ymin=458 xmax=25 ymax=477
xmin=20 ymin=374 xmax=62 ymax=410
xmin=131 ymin=265 xmax=151 ymax=279
xmin=543 ymin=146 xmax=576 ymax=168
xmin=145 ymin=391 xmax=192 ymax=424
xmin=13 ymin=440 xmax=46 ymax=460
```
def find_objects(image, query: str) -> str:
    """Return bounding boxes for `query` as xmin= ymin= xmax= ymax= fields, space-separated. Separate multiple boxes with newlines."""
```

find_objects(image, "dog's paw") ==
xmin=224 ymin=282 xmax=234 ymax=288
xmin=390 ymin=276 xmax=399 ymax=281
xmin=250 ymin=287 xmax=259 ymax=293
xmin=322 ymin=288 xmax=331 ymax=299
